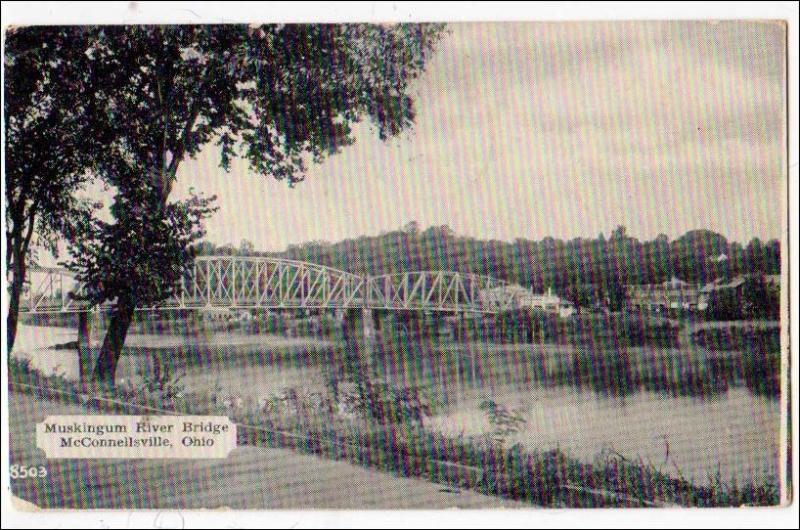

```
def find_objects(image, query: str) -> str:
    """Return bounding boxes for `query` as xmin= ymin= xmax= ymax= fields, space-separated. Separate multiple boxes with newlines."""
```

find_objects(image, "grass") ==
xmin=8 ymin=357 xmax=781 ymax=507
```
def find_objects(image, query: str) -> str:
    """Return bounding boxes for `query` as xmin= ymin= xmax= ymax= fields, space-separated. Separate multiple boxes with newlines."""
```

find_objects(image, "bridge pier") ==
xmin=342 ymin=307 xmax=377 ymax=371
xmin=340 ymin=307 xmax=387 ymax=420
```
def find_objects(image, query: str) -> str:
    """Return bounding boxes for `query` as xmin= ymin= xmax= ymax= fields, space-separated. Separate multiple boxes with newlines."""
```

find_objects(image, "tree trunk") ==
xmin=92 ymin=296 xmax=135 ymax=388
xmin=77 ymin=311 xmax=93 ymax=385
xmin=6 ymin=251 xmax=26 ymax=355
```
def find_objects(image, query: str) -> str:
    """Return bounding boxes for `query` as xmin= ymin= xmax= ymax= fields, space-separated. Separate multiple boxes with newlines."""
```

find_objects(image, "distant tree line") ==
xmin=195 ymin=223 xmax=780 ymax=309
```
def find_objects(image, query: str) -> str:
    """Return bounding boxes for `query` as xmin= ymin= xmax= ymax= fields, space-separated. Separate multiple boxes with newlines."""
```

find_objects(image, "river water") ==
xmin=426 ymin=385 xmax=779 ymax=486
xmin=12 ymin=324 xmax=780 ymax=486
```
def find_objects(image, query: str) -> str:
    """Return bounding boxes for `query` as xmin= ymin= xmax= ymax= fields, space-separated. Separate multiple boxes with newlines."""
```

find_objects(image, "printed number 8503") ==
xmin=9 ymin=465 xmax=47 ymax=479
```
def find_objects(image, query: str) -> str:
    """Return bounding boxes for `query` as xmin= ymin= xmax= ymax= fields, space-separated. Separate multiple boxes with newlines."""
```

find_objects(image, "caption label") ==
xmin=36 ymin=415 xmax=236 ymax=459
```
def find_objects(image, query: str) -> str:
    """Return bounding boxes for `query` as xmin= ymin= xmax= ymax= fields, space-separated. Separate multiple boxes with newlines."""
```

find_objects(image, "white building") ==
xmin=518 ymin=287 xmax=575 ymax=318
xmin=480 ymin=285 xmax=575 ymax=318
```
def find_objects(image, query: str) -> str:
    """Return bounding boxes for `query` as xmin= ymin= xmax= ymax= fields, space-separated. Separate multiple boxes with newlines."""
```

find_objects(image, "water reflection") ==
xmin=427 ymin=385 xmax=779 ymax=487
xmin=373 ymin=335 xmax=781 ymax=402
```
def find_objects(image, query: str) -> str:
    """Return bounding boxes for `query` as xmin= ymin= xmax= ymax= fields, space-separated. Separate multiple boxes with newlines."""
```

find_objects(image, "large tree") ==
xmin=4 ymin=27 xmax=106 ymax=353
xmin=671 ymin=229 xmax=729 ymax=284
xmin=61 ymin=24 xmax=444 ymax=386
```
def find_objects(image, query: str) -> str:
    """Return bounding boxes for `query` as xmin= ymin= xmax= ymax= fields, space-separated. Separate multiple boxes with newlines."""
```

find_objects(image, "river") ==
xmin=12 ymin=324 xmax=780 ymax=486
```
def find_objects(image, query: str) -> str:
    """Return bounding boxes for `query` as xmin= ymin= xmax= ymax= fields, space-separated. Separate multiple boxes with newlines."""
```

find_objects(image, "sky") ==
xmin=171 ymin=21 xmax=787 ymax=251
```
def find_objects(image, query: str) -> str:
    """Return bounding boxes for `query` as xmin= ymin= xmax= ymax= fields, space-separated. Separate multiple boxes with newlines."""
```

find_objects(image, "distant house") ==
xmin=518 ymin=287 xmax=576 ymax=318
xmin=479 ymin=285 xmax=523 ymax=309
xmin=481 ymin=285 xmax=574 ymax=318
xmin=697 ymin=274 xmax=775 ymax=311
xmin=629 ymin=277 xmax=700 ymax=312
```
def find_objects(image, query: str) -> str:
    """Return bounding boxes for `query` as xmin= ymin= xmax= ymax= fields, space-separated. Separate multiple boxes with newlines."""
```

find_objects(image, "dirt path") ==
xmin=8 ymin=393 xmax=522 ymax=509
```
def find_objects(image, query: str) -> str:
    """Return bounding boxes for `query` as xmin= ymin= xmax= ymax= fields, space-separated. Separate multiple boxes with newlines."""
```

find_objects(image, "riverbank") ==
xmin=8 ymin=357 xmax=780 ymax=507
xmin=7 ymin=392 xmax=520 ymax=509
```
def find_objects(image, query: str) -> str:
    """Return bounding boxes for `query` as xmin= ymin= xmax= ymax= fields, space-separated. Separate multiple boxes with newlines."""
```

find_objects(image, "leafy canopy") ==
xmin=4 ymin=27 xmax=106 ymax=261
xmin=85 ymin=24 xmax=444 ymax=192
xmin=63 ymin=24 xmax=445 ymax=306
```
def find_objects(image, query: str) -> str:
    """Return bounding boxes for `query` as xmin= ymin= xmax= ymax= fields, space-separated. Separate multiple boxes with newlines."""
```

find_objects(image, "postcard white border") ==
xmin=1 ymin=2 xmax=797 ymax=528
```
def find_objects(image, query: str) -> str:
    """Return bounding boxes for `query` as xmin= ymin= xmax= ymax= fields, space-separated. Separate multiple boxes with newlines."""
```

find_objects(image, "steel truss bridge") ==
xmin=20 ymin=256 xmax=522 ymax=315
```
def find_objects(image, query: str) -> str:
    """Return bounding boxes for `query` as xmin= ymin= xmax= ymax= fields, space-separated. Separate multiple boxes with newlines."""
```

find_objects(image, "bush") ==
xmin=248 ymin=312 xmax=287 ymax=334
xmin=740 ymin=331 xmax=781 ymax=397
xmin=706 ymin=288 xmax=743 ymax=320
xmin=137 ymin=355 xmax=185 ymax=404
xmin=479 ymin=399 xmax=527 ymax=446
xmin=742 ymin=277 xmax=780 ymax=319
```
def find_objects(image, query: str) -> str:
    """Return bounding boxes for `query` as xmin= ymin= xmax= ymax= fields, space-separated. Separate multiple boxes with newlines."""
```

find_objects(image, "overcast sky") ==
xmin=171 ymin=21 xmax=786 ymax=251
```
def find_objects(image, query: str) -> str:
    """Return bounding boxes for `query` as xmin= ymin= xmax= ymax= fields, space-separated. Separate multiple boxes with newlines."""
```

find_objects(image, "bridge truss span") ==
xmin=366 ymin=271 xmax=514 ymax=313
xmin=178 ymin=256 xmax=365 ymax=310
xmin=18 ymin=267 xmax=88 ymax=313
xmin=19 ymin=257 xmax=521 ymax=314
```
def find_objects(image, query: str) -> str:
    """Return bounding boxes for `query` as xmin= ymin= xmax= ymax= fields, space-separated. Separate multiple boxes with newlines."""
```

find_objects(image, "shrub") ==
xmin=479 ymin=399 xmax=527 ymax=446
xmin=137 ymin=355 xmax=185 ymax=404
xmin=249 ymin=312 xmax=287 ymax=334
xmin=740 ymin=333 xmax=781 ymax=397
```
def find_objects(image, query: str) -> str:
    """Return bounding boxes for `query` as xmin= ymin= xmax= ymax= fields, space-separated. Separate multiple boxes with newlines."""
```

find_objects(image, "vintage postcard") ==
xmin=1 ymin=2 xmax=796 ymax=527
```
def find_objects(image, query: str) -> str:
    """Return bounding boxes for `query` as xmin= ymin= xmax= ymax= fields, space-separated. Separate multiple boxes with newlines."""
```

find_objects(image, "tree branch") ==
xmin=163 ymin=66 xmax=209 ymax=197
xmin=20 ymin=195 xmax=40 ymax=259
xmin=168 ymin=87 xmax=205 ymax=178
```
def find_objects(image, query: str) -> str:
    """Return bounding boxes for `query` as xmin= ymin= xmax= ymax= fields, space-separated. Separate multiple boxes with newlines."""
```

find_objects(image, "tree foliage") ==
xmin=68 ymin=189 xmax=217 ymax=307
xmin=53 ymin=24 xmax=444 ymax=384
xmin=4 ymin=27 xmax=105 ymax=352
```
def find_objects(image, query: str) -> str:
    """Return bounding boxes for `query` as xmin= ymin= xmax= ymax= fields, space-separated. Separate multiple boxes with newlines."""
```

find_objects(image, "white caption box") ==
xmin=36 ymin=415 xmax=237 ymax=459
